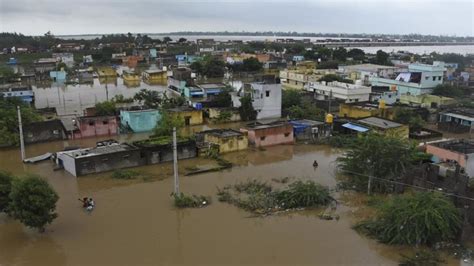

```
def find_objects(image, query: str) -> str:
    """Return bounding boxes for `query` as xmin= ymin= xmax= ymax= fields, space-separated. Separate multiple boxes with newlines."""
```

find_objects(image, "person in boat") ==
xmin=86 ymin=198 xmax=95 ymax=211
xmin=80 ymin=197 xmax=89 ymax=208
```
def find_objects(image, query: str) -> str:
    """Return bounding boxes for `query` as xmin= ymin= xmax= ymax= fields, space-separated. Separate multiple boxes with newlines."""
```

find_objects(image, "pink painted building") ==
xmin=426 ymin=139 xmax=474 ymax=178
xmin=73 ymin=116 xmax=118 ymax=139
xmin=240 ymin=121 xmax=294 ymax=147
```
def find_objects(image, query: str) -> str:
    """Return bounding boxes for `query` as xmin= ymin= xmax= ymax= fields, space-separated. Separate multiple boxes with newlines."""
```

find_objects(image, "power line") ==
xmin=340 ymin=169 xmax=474 ymax=202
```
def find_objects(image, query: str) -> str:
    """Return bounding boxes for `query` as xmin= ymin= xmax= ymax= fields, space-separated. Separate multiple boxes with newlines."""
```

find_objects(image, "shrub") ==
xmin=173 ymin=193 xmax=210 ymax=208
xmin=354 ymin=192 xmax=462 ymax=246
xmin=0 ymin=171 xmax=15 ymax=213
xmin=274 ymin=181 xmax=333 ymax=209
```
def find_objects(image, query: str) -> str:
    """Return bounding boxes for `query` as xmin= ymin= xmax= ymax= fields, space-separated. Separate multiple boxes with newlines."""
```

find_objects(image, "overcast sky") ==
xmin=0 ymin=0 xmax=473 ymax=36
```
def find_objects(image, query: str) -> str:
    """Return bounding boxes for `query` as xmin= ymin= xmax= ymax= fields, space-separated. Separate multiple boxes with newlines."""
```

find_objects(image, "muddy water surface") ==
xmin=1 ymin=139 xmax=408 ymax=266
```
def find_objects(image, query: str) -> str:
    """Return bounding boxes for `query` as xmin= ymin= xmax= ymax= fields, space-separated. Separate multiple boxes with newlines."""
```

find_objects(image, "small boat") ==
xmin=24 ymin=152 xmax=52 ymax=163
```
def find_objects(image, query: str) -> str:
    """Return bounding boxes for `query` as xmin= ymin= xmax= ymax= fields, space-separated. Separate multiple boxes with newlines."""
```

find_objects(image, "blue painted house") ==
xmin=0 ymin=86 xmax=34 ymax=104
xmin=120 ymin=109 xmax=161 ymax=133
xmin=50 ymin=70 xmax=67 ymax=82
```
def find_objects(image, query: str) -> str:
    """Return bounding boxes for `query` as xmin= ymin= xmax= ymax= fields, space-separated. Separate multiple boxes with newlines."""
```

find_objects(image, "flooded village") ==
xmin=1 ymin=28 xmax=474 ymax=266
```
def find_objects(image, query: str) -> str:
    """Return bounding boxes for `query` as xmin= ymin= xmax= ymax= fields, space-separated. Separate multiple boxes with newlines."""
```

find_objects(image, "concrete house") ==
xmin=370 ymin=61 xmax=445 ymax=97
xmin=142 ymin=69 xmax=167 ymax=84
xmin=337 ymin=64 xmax=400 ymax=85
xmin=23 ymin=119 xmax=68 ymax=144
xmin=438 ymin=108 xmax=474 ymax=133
xmin=133 ymin=138 xmax=197 ymax=164
xmin=241 ymin=121 xmax=294 ymax=147
xmin=56 ymin=141 xmax=146 ymax=177
xmin=0 ymin=86 xmax=34 ymax=105
xmin=120 ymin=109 xmax=161 ymax=133
xmin=73 ymin=116 xmax=118 ymax=139
xmin=167 ymin=107 xmax=203 ymax=126
xmin=232 ymin=77 xmax=282 ymax=120
xmin=307 ymin=81 xmax=371 ymax=103
xmin=289 ymin=120 xmax=326 ymax=141
xmin=357 ymin=117 xmax=409 ymax=138
xmin=196 ymin=129 xmax=248 ymax=153
xmin=426 ymin=139 xmax=474 ymax=178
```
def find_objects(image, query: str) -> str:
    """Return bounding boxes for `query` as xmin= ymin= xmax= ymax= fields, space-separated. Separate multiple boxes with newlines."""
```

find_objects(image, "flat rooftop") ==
xmin=430 ymin=139 xmax=474 ymax=154
xmin=245 ymin=121 xmax=290 ymax=130
xmin=341 ymin=63 xmax=399 ymax=72
xmin=441 ymin=108 xmax=474 ymax=121
xmin=198 ymin=83 xmax=226 ymax=89
xmin=358 ymin=117 xmax=403 ymax=129
xmin=201 ymin=129 xmax=244 ymax=138
xmin=63 ymin=143 xmax=137 ymax=159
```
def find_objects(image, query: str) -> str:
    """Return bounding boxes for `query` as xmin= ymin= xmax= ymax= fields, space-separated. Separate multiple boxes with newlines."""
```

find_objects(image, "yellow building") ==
xmin=200 ymin=129 xmax=248 ymax=153
xmin=142 ymin=69 xmax=167 ymax=84
xmin=96 ymin=67 xmax=117 ymax=78
xmin=339 ymin=103 xmax=395 ymax=119
xmin=122 ymin=70 xmax=140 ymax=82
xmin=279 ymin=68 xmax=337 ymax=90
xmin=399 ymin=94 xmax=456 ymax=109
xmin=168 ymin=107 xmax=203 ymax=126
xmin=358 ymin=117 xmax=409 ymax=139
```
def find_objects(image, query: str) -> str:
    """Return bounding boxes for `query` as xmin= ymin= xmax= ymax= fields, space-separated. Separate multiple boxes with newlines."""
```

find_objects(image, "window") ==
xmin=284 ymin=133 xmax=290 ymax=137
xmin=438 ymin=76 xmax=442 ymax=80
xmin=432 ymin=76 xmax=436 ymax=81
xmin=265 ymin=91 xmax=270 ymax=97
xmin=388 ymin=94 xmax=392 ymax=98
xmin=425 ymin=76 xmax=429 ymax=80
xmin=260 ymin=136 xmax=266 ymax=141
xmin=89 ymin=121 xmax=95 ymax=126
xmin=103 ymin=120 xmax=109 ymax=125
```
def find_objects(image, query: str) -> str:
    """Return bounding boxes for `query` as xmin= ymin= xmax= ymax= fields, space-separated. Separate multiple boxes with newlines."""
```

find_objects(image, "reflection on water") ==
xmin=0 ymin=138 xmax=405 ymax=266
xmin=33 ymin=77 xmax=167 ymax=116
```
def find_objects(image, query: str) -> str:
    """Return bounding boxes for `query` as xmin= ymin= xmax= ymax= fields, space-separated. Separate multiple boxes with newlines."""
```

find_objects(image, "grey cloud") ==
xmin=0 ymin=0 xmax=472 ymax=35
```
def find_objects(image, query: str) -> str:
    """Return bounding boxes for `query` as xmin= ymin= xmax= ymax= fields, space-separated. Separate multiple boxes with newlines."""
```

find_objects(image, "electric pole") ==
xmin=17 ymin=106 xmax=25 ymax=161
xmin=173 ymin=127 xmax=179 ymax=194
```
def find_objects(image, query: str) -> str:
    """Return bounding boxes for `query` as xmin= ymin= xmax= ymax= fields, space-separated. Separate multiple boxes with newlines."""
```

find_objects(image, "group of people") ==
xmin=80 ymin=197 xmax=95 ymax=211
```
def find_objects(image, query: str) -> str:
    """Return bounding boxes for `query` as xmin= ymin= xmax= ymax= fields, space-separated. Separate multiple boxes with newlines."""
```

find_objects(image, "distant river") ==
xmin=355 ymin=45 xmax=474 ymax=55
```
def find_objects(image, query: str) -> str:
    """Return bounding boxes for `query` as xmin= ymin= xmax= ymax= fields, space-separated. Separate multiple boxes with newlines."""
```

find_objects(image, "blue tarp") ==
xmin=342 ymin=123 xmax=369 ymax=132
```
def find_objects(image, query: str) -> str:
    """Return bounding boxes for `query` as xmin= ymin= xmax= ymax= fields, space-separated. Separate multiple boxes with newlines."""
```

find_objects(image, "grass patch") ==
xmin=173 ymin=193 xmax=211 ymax=208
xmin=111 ymin=169 xmax=141 ymax=179
xmin=217 ymin=179 xmax=334 ymax=215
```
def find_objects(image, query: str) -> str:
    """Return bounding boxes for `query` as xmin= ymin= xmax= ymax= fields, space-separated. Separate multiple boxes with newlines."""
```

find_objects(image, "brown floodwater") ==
xmin=0 ymin=137 xmax=463 ymax=266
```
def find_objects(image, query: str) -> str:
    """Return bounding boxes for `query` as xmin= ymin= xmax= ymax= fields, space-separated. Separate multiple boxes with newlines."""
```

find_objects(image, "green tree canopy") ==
xmin=348 ymin=48 xmax=366 ymax=61
xmin=355 ymin=192 xmax=462 ymax=246
xmin=242 ymin=57 xmax=263 ymax=72
xmin=153 ymin=111 xmax=184 ymax=137
xmin=133 ymin=89 xmax=162 ymax=109
xmin=373 ymin=50 xmax=392 ymax=66
xmin=0 ymin=97 xmax=42 ymax=146
xmin=432 ymin=84 xmax=465 ymax=98
xmin=238 ymin=94 xmax=257 ymax=121
xmin=337 ymin=133 xmax=418 ymax=193
xmin=282 ymin=89 xmax=302 ymax=110
xmin=8 ymin=175 xmax=59 ymax=232
xmin=316 ymin=60 xmax=339 ymax=69
xmin=393 ymin=108 xmax=425 ymax=131
xmin=332 ymin=47 xmax=347 ymax=61
xmin=0 ymin=171 xmax=14 ymax=213
xmin=94 ymin=101 xmax=116 ymax=116
xmin=213 ymin=87 xmax=233 ymax=108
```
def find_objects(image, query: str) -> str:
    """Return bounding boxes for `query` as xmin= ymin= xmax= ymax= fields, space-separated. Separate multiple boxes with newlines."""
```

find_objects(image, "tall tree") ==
xmin=238 ymin=95 xmax=257 ymax=121
xmin=8 ymin=175 xmax=59 ymax=232
xmin=0 ymin=171 xmax=14 ymax=213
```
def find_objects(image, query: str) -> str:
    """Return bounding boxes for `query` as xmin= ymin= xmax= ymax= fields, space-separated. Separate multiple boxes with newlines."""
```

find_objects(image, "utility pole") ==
xmin=328 ymin=89 xmax=333 ymax=113
xmin=173 ymin=127 xmax=179 ymax=194
xmin=17 ymin=106 xmax=25 ymax=161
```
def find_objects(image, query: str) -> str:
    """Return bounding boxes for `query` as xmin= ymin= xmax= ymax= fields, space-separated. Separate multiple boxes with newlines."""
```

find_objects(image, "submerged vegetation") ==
xmin=217 ymin=179 xmax=334 ymax=215
xmin=354 ymin=192 xmax=462 ymax=246
xmin=173 ymin=193 xmax=211 ymax=208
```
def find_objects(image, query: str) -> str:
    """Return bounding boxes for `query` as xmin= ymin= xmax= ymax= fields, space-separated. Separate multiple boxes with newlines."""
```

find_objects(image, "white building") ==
xmin=52 ymin=53 xmax=74 ymax=68
xmin=370 ymin=61 xmax=446 ymax=96
xmin=232 ymin=81 xmax=282 ymax=120
xmin=306 ymin=81 xmax=371 ymax=103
